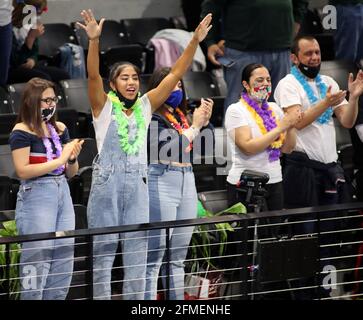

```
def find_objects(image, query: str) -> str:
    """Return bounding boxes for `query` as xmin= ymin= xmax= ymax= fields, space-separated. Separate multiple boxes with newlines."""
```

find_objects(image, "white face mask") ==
xmin=249 ymin=85 xmax=272 ymax=102
xmin=41 ymin=106 xmax=56 ymax=122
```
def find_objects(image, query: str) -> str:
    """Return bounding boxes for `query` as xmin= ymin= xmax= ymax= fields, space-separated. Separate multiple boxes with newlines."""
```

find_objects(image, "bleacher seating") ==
xmin=101 ymin=44 xmax=145 ymax=77
xmin=0 ymin=113 xmax=17 ymax=145
xmin=0 ymin=87 xmax=13 ymax=114
xmin=121 ymin=17 xmax=174 ymax=47
xmin=74 ymin=20 xmax=129 ymax=53
xmin=320 ymin=60 xmax=358 ymax=91
xmin=38 ymin=23 xmax=78 ymax=60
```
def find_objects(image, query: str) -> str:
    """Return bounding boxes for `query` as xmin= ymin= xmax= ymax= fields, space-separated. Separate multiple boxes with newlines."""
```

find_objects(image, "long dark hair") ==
xmin=241 ymin=63 xmax=267 ymax=91
xmin=16 ymin=77 xmax=59 ymax=137
xmin=147 ymin=67 xmax=188 ymax=113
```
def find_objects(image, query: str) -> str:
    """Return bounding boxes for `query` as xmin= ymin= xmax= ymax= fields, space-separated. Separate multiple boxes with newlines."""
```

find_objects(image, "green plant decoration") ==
xmin=0 ymin=220 xmax=21 ymax=300
xmin=189 ymin=201 xmax=247 ymax=273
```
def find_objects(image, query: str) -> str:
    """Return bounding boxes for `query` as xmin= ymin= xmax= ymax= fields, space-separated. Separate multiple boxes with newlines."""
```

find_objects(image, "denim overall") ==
xmin=15 ymin=175 xmax=75 ymax=300
xmin=87 ymin=105 xmax=149 ymax=300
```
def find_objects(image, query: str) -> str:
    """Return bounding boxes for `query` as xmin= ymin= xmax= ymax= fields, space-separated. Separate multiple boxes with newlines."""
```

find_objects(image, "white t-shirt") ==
xmin=93 ymin=94 xmax=152 ymax=153
xmin=225 ymin=100 xmax=284 ymax=185
xmin=274 ymin=74 xmax=348 ymax=164
xmin=0 ymin=0 xmax=13 ymax=26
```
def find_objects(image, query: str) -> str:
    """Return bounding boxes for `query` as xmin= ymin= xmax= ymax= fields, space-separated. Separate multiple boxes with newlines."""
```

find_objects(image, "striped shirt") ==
xmin=9 ymin=128 xmax=70 ymax=176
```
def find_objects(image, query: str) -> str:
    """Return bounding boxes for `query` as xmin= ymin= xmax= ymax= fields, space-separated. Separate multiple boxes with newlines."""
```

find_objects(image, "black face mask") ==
xmin=41 ymin=106 xmax=56 ymax=122
xmin=114 ymin=90 xmax=139 ymax=109
xmin=298 ymin=62 xmax=321 ymax=79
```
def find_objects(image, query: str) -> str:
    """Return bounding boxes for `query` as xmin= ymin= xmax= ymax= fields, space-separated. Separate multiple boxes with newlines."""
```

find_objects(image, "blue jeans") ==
xmin=87 ymin=118 xmax=149 ymax=300
xmin=15 ymin=175 xmax=75 ymax=300
xmin=334 ymin=4 xmax=363 ymax=63
xmin=145 ymin=164 xmax=197 ymax=300
xmin=223 ymin=47 xmax=291 ymax=113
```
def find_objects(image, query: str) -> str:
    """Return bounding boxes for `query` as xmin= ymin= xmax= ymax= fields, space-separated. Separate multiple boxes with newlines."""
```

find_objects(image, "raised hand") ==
xmin=193 ymin=13 xmax=212 ymax=43
xmin=76 ymin=9 xmax=105 ymax=40
xmin=348 ymin=70 xmax=363 ymax=99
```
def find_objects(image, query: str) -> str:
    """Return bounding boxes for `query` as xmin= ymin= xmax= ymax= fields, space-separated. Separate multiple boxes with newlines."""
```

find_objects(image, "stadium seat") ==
xmin=60 ymin=79 xmax=91 ymax=114
xmin=0 ymin=87 xmax=13 ymax=114
xmin=101 ymin=44 xmax=145 ymax=77
xmin=0 ymin=114 xmax=17 ymax=145
xmin=77 ymin=138 xmax=98 ymax=169
xmin=74 ymin=20 xmax=129 ymax=53
xmin=38 ymin=23 xmax=78 ymax=60
xmin=320 ymin=60 xmax=358 ymax=91
xmin=183 ymin=71 xmax=221 ymax=103
xmin=121 ymin=17 xmax=174 ymax=47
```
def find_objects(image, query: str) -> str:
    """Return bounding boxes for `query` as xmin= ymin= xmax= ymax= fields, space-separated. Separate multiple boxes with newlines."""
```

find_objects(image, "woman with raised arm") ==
xmin=77 ymin=9 xmax=212 ymax=300
xmin=9 ymin=77 xmax=83 ymax=300
xmin=145 ymin=67 xmax=213 ymax=300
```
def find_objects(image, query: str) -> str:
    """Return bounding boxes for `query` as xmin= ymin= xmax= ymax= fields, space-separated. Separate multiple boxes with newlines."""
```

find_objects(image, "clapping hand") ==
xmin=69 ymin=139 xmax=84 ymax=162
xmin=348 ymin=69 xmax=363 ymax=99
xmin=199 ymin=98 xmax=213 ymax=126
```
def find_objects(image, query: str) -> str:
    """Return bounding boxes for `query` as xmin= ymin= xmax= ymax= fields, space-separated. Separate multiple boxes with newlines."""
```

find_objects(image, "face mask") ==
xmin=165 ymin=90 xmax=183 ymax=109
xmin=298 ymin=62 xmax=321 ymax=79
xmin=249 ymin=85 xmax=271 ymax=102
xmin=41 ymin=106 xmax=56 ymax=122
xmin=114 ymin=90 xmax=139 ymax=109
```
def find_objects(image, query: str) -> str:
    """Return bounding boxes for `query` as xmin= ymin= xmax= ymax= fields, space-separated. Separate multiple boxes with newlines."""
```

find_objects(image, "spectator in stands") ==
xmin=225 ymin=63 xmax=301 ymax=210
xmin=330 ymin=0 xmax=363 ymax=64
xmin=9 ymin=77 xmax=83 ymax=299
xmin=201 ymin=0 xmax=308 ymax=113
xmin=8 ymin=0 xmax=70 ymax=84
xmin=274 ymin=35 xmax=363 ymax=210
xmin=0 ymin=0 xmax=14 ymax=86
xmin=145 ymin=67 xmax=213 ymax=300
xmin=77 ymin=9 xmax=212 ymax=300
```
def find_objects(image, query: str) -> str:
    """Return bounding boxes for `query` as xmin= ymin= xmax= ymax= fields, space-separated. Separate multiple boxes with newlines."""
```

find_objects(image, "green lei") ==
xmin=107 ymin=91 xmax=146 ymax=155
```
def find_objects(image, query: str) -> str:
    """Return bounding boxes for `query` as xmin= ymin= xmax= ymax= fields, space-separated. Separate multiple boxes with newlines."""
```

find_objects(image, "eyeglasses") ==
xmin=40 ymin=96 xmax=59 ymax=105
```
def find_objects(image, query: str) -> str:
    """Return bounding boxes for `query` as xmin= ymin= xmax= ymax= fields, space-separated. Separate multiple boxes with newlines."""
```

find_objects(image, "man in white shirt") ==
xmin=274 ymin=35 xmax=363 ymax=209
xmin=275 ymin=34 xmax=363 ymax=300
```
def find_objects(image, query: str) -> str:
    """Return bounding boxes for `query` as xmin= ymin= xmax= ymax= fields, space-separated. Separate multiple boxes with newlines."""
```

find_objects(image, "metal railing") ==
xmin=0 ymin=202 xmax=362 ymax=300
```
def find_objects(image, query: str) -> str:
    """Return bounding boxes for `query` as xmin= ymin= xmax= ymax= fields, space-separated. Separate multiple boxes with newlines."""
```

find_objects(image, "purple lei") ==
xmin=241 ymin=92 xmax=281 ymax=162
xmin=42 ymin=122 xmax=65 ymax=174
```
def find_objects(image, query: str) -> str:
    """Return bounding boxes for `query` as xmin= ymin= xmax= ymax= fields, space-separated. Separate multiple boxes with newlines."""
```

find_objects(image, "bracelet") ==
xmin=185 ymin=126 xmax=200 ymax=141
xmin=191 ymin=126 xmax=200 ymax=135
xmin=67 ymin=158 xmax=77 ymax=165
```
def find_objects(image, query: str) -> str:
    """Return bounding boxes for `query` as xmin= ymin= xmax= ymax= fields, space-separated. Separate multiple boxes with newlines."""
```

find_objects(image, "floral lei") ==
xmin=42 ymin=122 xmax=65 ymax=174
xmin=108 ymin=91 xmax=146 ymax=155
xmin=291 ymin=65 xmax=333 ymax=124
xmin=163 ymin=107 xmax=193 ymax=151
xmin=240 ymin=92 xmax=285 ymax=162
